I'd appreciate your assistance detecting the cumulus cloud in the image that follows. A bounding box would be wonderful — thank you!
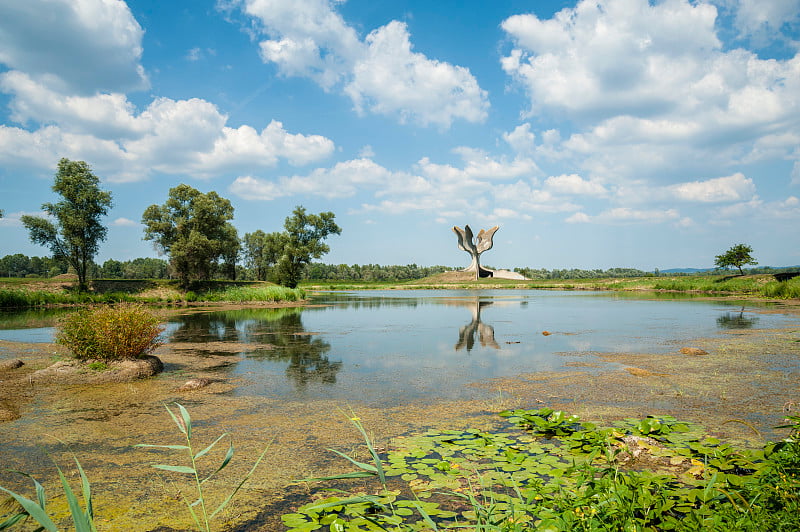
[232,0,488,128]
[0,0,148,95]
[345,21,488,128]
[112,217,138,227]
[544,174,607,197]
[501,0,800,181]
[567,207,681,225]
[727,0,800,47]
[230,158,393,200]
[0,88,335,182]
[0,0,336,183]
[667,173,756,203]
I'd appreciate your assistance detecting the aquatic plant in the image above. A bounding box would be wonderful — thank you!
[56,303,164,360]
[283,409,800,531]
[0,456,96,531]
[136,403,271,532]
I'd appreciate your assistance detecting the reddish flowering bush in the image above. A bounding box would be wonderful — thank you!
[56,303,164,360]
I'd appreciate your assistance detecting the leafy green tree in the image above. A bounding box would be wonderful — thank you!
[21,158,113,291]
[715,243,758,275]
[141,184,239,285]
[243,229,286,281]
[101,259,125,278]
[274,206,341,288]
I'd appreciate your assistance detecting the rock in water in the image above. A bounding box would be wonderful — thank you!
[0,359,24,370]
[178,378,214,391]
[679,347,708,356]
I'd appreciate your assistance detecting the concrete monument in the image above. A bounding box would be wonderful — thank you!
[453,225,499,279]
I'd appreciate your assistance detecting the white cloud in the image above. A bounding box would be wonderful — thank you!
[242,0,362,89]
[0,210,43,227]
[501,0,800,182]
[792,161,800,185]
[503,123,536,155]
[728,0,800,47]
[234,0,488,128]
[358,145,375,158]
[544,174,607,197]
[230,158,392,200]
[0,74,335,182]
[667,173,756,203]
[112,217,138,227]
[570,207,681,225]
[494,181,581,214]
[0,0,148,95]
[345,21,488,128]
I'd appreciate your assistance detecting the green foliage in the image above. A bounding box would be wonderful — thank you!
[201,284,305,302]
[55,303,164,360]
[20,158,113,291]
[242,230,286,281]
[0,456,96,532]
[142,184,239,286]
[284,409,800,531]
[136,403,271,532]
[715,244,758,275]
[272,206,341,288]
[304,263,452,282]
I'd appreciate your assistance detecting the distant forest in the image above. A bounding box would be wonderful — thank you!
[0,253,795,282]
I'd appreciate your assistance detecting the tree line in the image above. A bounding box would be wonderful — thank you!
[14,158,342,289]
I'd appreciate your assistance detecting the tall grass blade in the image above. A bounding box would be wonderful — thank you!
[176,403,193,439]
[0,512,28,529]
[134,444,190,450]
[209,441,272,519]
[164,404,187,435]
[201,442,234,484]
[0,482,57,532]
[152,465,196,474]
[55,465,94,532]
[194,434,228,460]
[73,457,94,524]
[326,448,379,473]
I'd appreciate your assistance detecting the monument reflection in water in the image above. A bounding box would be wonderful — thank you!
[161,290,796,405]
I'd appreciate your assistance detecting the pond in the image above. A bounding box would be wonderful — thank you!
[1,290,795,406]
[1,290,799,530]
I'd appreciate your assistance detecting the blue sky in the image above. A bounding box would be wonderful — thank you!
[0,0,799,271]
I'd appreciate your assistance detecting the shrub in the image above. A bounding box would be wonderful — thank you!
[56,303,164,360]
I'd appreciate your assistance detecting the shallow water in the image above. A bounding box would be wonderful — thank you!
[1,290,799,530]
[0,290,795,406]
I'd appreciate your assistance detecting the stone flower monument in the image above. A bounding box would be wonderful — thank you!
[452,225,499,279]
[452,224,527,280]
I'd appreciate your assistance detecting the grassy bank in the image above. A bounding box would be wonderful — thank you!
[0,278,305,309]
[304,273,800,299]
[2,272,797,309]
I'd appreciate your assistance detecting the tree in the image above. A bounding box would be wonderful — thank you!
[21,158,113,291]
[243,230,286,281]
[274,206,341,288]
[715,244,758,275]
[141,184,239,285]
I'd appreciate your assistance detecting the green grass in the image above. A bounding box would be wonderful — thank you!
[0,278,306,308]
[200,285,305,303]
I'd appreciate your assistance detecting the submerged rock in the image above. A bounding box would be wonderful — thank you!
[0,406,19,422]
[0,359,24,370]
[178,377,215,391]
[679,347,709,356]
